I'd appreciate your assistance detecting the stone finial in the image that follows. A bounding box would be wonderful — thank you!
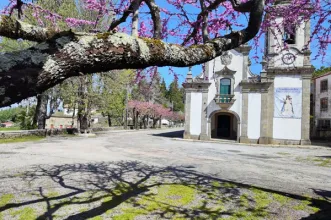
[186,66,193,83]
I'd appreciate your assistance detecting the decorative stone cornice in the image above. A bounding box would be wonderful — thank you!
[183,81,211,92]
[265,66,315,76]
[268,49,311,57]
[240,81,272,93]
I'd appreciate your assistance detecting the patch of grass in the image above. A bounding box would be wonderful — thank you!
[138,184,196,211]
[240,193,249,207]
[313,157,331,167]
[296,156,331,167]
[221,182,236,188]
[113,208,147,220]
[0,135,44,144]
[109,184,197,219]
[47,191,60,198]
[88,216,103,220]
[252,188,272,208]
[251,188,273,218]
[293,200,311,211]
[0,127,20,131]
[211,181,222,188]
[272,193,291,205]
[292,199,320,213]
[277,152,290,155]
[0,194,14,206]
[11,207,36,220]
[79,207,88,212]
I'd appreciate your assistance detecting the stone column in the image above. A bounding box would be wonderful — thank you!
[242,51,250,81]
[183,91,191,139]
[199,90,209,140]
[259,88,270,144]
[239,89,249,143]
[300,74,312,145]
[267,79,274,142]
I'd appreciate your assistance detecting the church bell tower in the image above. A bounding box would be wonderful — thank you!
[259,0,314,145]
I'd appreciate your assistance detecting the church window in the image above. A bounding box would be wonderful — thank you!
[218,78,232,103]
[284,25,296,44]
[320,98,328,112]
[321,80,328,92]
[318,119,331,129]
[220,78,231,95]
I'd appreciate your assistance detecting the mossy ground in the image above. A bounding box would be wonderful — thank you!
[0,162,329,220]
[0,135,44,144]
[296,156,331,167]
[0,182,323,220]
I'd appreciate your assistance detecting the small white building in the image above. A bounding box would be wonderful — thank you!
[183,2,313,145]
[312,72,331,139]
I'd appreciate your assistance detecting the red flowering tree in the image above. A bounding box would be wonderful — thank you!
[0,0,329,107]
[128,100,173,128]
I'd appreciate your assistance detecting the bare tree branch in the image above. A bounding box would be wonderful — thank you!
[182,0,255,45]
[145,0,162,39]
[108,0,142,32]
[200,0,209,43]
[0,15,60,42]
[182,0,226,45]
[131,0,140,37]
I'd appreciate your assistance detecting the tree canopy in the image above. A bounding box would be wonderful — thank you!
[0,0,330,107]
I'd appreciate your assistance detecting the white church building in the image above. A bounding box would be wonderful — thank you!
[183,8,313,145]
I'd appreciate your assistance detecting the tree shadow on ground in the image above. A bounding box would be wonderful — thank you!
[301,189,331,219]
[151,130,184,138]
[0,161,330,220]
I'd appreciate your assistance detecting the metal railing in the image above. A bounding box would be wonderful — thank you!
[214,94,235,104]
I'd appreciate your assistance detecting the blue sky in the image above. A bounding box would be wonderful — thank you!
[1,0,330,87]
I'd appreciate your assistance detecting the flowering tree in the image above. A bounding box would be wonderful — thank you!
[0,0,329,107]
[128,100,173,128]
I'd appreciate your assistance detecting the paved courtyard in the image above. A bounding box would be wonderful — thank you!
[0,128,331,219]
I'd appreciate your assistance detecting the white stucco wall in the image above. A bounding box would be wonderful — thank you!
[247,93,261,139]
[273,75,302,140]
[314,74,331,119]
[190,92,202,135]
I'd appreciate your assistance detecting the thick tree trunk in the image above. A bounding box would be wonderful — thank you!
[135,111,139,130]
[158,117,162,128]
[71,104,76,127]
[107,113,112,127]
[34,93,48,129]
[133,109,136,129]
[77,76,90,133]
[143,116,147,129]
[152,118,158,128]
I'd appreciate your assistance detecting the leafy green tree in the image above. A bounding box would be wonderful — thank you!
[160,78,168,100]
[313,66,331,78]
[98,70,135,127]
[17,106,37,130]
[167,79,184,112]
[0,107,24,123]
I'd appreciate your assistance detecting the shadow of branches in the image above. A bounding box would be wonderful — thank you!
[0,161,330,219]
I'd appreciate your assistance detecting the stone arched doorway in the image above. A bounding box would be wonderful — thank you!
[209,110,240,141]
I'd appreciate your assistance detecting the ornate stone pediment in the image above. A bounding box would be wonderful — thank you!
[215,66,236,78]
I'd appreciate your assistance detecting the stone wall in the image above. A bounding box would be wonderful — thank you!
[0,127,125,139]
[0,129,47,139]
